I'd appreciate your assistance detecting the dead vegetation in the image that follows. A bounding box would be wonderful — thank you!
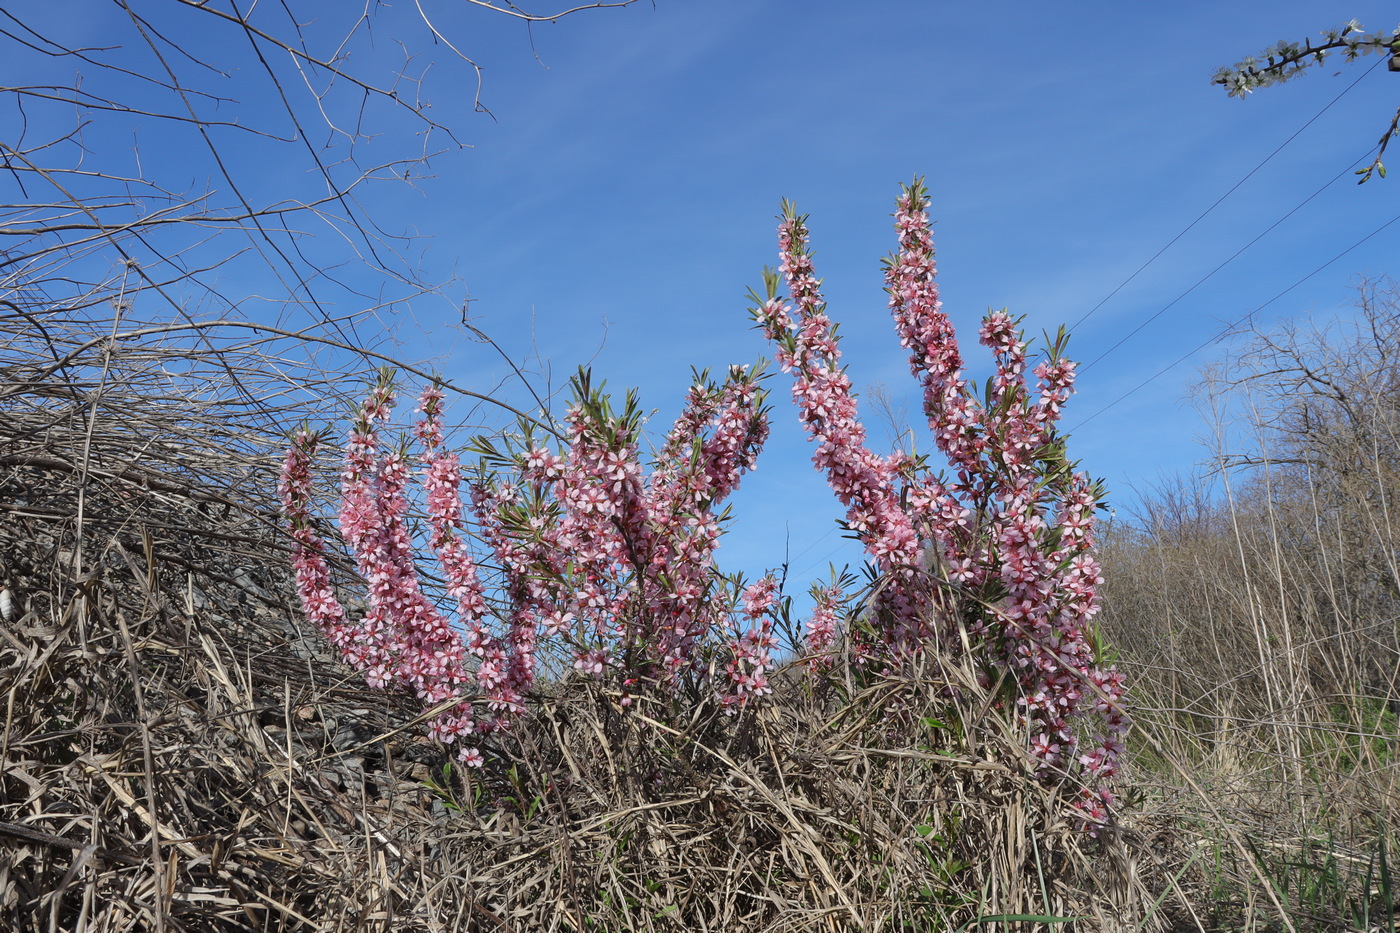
[1097,281,1400,932]
[0,297,1175,931]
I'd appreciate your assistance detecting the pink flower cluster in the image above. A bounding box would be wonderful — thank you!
[471,367,771,707]
[417,386,529,728]
[722,575,779,709]
[280,371,480,761]
[752,181,1127,823]
[281,364,776,762]
[803,581,846,668]
[753,215,936,656]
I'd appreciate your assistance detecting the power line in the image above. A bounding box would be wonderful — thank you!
[794,537,855,582]
[1067,208,1400,431]
[787,520,837,564]
[1079,154,1365,374]
[782,66,1385,579]
[1069,59,1382,334]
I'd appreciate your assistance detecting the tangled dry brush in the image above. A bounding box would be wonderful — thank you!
[0,295,1181,931]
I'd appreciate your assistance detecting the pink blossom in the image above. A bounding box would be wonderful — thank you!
[752,181,1128,825]
[804,581,846,667]
[282,373,480,755]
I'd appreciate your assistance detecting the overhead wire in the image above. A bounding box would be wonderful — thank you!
[1061,58,1391,426]
[1067,206,1400,430]
[1078,153,1366,374]
[1069,58,1383,333]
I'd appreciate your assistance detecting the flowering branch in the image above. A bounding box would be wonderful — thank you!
[281,371,481,762]
[752,181,1127,823]
[467,366,772,699]
[282,363,774,761]
[1213,20,1400,182]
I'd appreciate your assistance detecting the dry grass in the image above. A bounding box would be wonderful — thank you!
[0,475,1164,930]
[1096,282,1400,932]
[0,304,1174,930]
[0,556,1161,931]
[448,659,1161,933]
[0,299,470,930]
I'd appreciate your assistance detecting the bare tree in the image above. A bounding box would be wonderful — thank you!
[1,0,646,583]
[1,0,646,383]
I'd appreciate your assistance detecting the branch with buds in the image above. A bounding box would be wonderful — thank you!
[1213,20,1400,183]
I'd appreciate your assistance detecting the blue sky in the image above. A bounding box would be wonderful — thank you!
[6,1,1399,595]
[397,1,1400,584]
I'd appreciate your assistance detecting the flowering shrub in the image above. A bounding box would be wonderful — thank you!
[280,364,772,762]
[751,180,1126,821]
[279,180,1125,823]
